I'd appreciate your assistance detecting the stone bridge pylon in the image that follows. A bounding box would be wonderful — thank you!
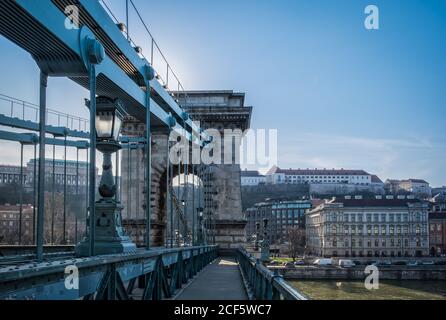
[120,90,252,250]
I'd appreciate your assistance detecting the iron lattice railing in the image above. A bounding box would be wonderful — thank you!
[237,248,308,300]
[0,245,218,300]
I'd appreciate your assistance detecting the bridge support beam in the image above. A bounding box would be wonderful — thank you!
[36,71,47,261]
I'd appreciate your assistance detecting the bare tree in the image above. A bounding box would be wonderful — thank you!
[286,226,306,262]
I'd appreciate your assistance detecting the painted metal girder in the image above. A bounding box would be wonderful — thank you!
[61,0,203,138]
[0,130,89,148]
[0,114,89,139]
[0,0,207,146]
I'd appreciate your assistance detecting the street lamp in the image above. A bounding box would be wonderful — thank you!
[76,96,137,256]
[254,222,260,251]
[197,208,204,245]
[260,218,270,263]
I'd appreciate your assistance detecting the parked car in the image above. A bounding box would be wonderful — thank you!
[269,260,280,266]
[284,262,296,268]
[407,261,419,267]
[393,261,406,266]
[377,261,392,267]
[422,261,434,265]
[294,260,305,266]
[434,260,446,265]
[338,259,356,268]
[353,260,362,266]
[313,258,333,266]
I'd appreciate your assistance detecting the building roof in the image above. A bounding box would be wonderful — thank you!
[371,175,383,183]
[332,198,422,208]
[429,212,446,220]
[267,166,370,176]
[432,193,446,203]
[241,169,264,177]
[404,179,429,184]
[387,178,429,185]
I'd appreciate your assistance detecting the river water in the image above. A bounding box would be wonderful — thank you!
[289,280,446,300]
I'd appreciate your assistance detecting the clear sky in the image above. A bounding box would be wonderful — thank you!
[0,0,445,186]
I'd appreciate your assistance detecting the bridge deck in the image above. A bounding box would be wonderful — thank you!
[175,258,248,300]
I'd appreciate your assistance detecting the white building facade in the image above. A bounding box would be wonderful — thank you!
[306,197,430,258]
[266,166,374,186]
[241,170,266,186]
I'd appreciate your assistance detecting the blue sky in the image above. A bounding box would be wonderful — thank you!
[0,0,445,185]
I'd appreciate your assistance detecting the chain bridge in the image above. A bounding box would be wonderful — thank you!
[0,0,305,300]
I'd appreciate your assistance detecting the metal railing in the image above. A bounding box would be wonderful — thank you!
[100,0,187,102]
[0,245,218,300]
[0,93,89,132]
[237,248,309,300]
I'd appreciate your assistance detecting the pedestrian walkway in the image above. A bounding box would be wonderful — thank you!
[175,257,248,300]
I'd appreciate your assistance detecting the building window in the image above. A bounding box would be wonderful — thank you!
[415,213,421,221]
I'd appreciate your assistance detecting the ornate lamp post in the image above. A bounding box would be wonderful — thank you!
[76,96,136,256]
[197,209,204,245]
[254,221,260,251]
[260,218,270,263]
[195,207,204,245]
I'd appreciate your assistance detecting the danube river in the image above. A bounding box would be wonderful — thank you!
[289,280,446,300]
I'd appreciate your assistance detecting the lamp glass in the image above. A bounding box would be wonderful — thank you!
[112,115,122,141]
[96,111,114,138]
